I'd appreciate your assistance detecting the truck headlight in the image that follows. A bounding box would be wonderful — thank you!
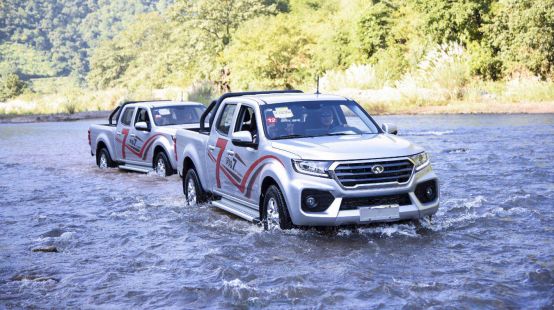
[410,152,429,171]
[292,160,332,178]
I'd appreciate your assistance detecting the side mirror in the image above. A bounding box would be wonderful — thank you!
[381,123,398,135]
[231,131,257,148]
[135,121,149,131]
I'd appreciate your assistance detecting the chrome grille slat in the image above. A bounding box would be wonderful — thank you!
[332,159,414,188]
[335,167,413,177]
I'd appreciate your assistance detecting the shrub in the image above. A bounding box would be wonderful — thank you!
[0,73,27,102]
[187,80,215,105]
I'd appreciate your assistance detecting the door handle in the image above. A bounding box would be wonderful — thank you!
[130,134,136,138]
[208,145,215,151]
[226,150,235,156]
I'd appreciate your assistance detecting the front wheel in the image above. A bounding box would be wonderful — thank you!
[262,185,293,230]
[184,168,206,206]
[154,152,172,176]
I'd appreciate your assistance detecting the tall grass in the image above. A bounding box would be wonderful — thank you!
[315,41,554,114]
[186,80,215,105]
[321,64,381,91]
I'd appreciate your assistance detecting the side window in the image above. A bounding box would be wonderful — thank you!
[134,108,150,125]
[216,104,237,136]
[234,105,258,141]
[120,107,135,126]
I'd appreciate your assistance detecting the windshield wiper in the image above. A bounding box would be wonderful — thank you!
[326,131,364,136]
[273,134,315,140]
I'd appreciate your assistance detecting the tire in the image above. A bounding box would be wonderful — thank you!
[262,185,293,230]
[184,168,207,206]
[96,147,115,169]
[154,151,173,176]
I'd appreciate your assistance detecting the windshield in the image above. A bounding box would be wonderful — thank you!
[151,105,206,126]
[262,101,380,139]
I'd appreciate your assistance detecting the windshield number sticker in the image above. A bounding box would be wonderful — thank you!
[158,108,171,116]
[273,107,293,118]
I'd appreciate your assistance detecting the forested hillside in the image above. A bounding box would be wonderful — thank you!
[1,0,554,114]
[0,0,170,79]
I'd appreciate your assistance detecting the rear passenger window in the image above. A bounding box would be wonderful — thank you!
[216,104,237,135]
[120,107,134,126]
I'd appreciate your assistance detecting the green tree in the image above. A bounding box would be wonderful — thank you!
[357,1,395,61]
[171,0,285,52]
[415,0,493,44]
[0,0,164,79]
[486,0,554,79]
[0,72,27,101]
[88,12,210,90]
[225,15,314,90]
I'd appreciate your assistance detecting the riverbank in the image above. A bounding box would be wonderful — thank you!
[1,101,553,124]
[0,102,554,124]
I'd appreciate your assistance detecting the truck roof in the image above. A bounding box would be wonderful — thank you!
[122,100,205,108]
[235,93,349,105]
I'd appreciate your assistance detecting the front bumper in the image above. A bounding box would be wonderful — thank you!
[284,165,439,226]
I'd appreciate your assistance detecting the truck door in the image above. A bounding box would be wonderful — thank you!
[115,106,136,162]
[228,104,261,203]
[125,107,153,165]
[207,103,237,195]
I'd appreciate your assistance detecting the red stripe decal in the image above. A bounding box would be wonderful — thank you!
[121,129,129,159]
[221,166,242,188]
[120,133,164,160]
[214,138,228,188]
[238,155,283,192]
[245,163,268,198]
[208,152,216,162]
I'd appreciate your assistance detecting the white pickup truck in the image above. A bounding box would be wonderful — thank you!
[176,91,439,229]
[89,100,206,176]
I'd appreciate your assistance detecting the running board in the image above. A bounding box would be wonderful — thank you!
[118,164,151,173]
[212,199,260,222]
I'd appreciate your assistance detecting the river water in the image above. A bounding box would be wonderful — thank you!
[0,114,553,309]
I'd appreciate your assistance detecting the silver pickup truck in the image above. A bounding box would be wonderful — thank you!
[176,91,439,229]
[89,100,206,176]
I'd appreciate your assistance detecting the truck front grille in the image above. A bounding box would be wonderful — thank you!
[332,159,414,188]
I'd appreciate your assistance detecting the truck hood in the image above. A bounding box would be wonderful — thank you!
[271,134,424,161]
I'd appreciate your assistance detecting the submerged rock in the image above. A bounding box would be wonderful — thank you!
[32,246,59,253]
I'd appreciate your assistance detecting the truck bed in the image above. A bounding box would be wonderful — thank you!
[176,128,210,181]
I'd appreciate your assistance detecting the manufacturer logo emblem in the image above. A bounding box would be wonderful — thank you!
[371,165,384,174]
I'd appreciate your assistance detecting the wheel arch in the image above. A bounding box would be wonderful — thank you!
[259,176,282,219]
[182,156,196,176]
[96,138,115,162]
[152,144,173,170]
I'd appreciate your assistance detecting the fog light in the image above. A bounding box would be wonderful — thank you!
[425,186,434,199]
[305,196,318,209]
[415,180,438,203]
[301,189,335,212]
